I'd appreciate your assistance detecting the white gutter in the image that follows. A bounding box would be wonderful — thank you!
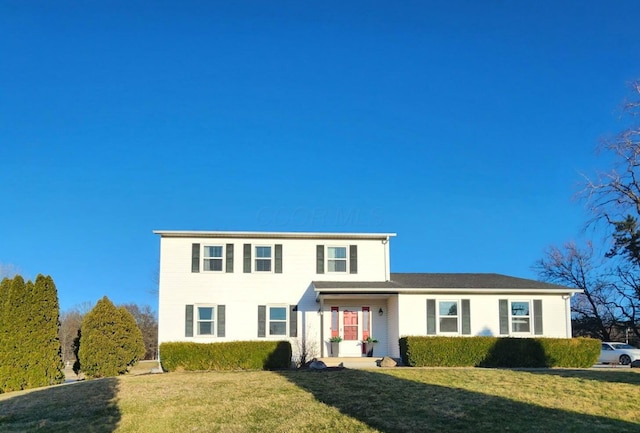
[153,230,397,240]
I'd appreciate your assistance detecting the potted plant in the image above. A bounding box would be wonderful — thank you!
[363,336,378,357]
[329,336,342,357]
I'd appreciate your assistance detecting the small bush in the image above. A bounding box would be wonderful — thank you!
[400,336,600,368]
[160,340,292,371]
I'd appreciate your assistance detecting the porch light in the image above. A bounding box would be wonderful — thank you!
[378,308,383,316]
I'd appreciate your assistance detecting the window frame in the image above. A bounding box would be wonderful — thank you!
[509,300,531,334]
[437,300,459,334]
[267,304,288,337]
[202,245,224,272]
[327,246,348,273]
[254,245,273,272]
[196,304,216,336]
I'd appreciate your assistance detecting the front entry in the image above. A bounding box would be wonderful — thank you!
[330,306,372,356]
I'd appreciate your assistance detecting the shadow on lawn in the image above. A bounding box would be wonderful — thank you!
[521,368,640,385]
[0,378,120,432]
[279,369,639,433]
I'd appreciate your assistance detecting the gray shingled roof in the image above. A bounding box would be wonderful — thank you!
[312,272,574,291]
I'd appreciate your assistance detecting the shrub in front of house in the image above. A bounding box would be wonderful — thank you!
[536,337,601,368]
[400,336,495,367]
[400,336,600,368]
[159,340,292,371]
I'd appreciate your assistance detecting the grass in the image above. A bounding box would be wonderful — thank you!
[1,366,639,432]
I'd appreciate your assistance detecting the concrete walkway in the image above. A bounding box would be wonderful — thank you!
[317,356,387,369]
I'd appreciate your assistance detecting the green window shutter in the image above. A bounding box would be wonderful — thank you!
[426,299,436,335]
[217,305,226,337]
[185,305,194,337]
[275,244,283,274]
[225,244,234,273]
[349,245,358,274]
[258,305,266,337]
[191,244,200,273]
[289,305,298,337]
[533,299,543,335]
[499,299,509,335]
[316,245,324,274]
[243,244,251,273]
[461,299,471,335]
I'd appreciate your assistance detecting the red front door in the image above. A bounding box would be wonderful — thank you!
[343,310,358,340]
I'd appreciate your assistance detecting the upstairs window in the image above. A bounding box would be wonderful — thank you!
[203,246,224,271]
[255,246,272,272]
[327,246,347,272]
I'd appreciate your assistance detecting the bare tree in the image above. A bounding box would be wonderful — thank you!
[576,80,640,341]
[534,242,617,340]
[0,263,20,279]
[293,331,320,368]
[582,81,640,261]
[59,302,94,364]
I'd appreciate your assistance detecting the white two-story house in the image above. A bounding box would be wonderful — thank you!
[155,230,580,359]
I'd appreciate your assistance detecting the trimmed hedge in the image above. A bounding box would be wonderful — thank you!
[160,341,292,371]
[400,336,600,368]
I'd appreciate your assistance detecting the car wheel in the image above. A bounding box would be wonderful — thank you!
[620,355,632,365]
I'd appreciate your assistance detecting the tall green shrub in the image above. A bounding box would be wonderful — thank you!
[0,277,11,393]
[0,276,29,392]
[23,275,65,387]
[77,296,145,378]
[0,275,64,392]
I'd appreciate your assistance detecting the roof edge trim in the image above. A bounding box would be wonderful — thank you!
[153,230,397,240]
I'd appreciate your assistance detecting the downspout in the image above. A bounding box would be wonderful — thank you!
[563,294,572,338]
[319,297,325,357]
[382,237,389,281]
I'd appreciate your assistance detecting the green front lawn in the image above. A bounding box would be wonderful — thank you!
[1,367,639,432]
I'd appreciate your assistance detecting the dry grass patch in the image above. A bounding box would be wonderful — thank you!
[1,367,639,432]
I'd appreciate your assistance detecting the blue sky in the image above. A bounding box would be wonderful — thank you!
[1,1,638,312]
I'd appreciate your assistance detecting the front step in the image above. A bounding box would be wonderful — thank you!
[317,356,381,369]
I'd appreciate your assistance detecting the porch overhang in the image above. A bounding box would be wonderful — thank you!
[312,273,582,302]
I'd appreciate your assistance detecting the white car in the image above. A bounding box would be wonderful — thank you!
[598,342,640,365]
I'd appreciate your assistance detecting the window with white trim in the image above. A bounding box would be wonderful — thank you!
[255,246,272,272]
[203,245,224,271]
[268,306,287,336]
[511,301,530,333]
[438,300,458,333]
[327,246,347,272]
[197,305,215,336]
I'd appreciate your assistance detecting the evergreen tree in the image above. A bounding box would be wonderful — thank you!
[0,278,10,393]
[24,275,65,387]
[117,306,146,366]
[0,276,29,392]
[0,275,65,392]
[78,296,145,378]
